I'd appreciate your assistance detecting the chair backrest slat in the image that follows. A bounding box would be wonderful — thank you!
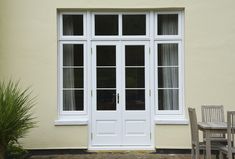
[188,108,199,145]
[201,105,224,122]
[227,111,235,159]
[201,105,225,138]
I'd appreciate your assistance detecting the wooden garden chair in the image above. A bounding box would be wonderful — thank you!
[219,111,235,159]
[201,105,227,142]
[188,107,222,159]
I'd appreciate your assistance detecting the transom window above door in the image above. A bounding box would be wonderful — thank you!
[60,13,149,38]
[93,13,148,36]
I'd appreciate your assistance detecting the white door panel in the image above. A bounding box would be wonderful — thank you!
[93,112,122,145]
[122,42,150,146]
[91,42,121,145]
[91,41,151,146]
[123,112,150,145]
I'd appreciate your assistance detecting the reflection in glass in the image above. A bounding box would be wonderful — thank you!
[97,68,116,88]
[158,44,178,66]
[158,68,178,88]
[158,89,179,110]
[126,68,145,88]
[125,45,144,66]
[126,90,145,110]
[63,90,83,110]
[97,90,116,110]
[122,15,146,35]
[158,14,178,35]
[63,68,83,88]
[95,15,118,35]
[63,44,83,66]
[63,15,83,36]
[97,46,116,66]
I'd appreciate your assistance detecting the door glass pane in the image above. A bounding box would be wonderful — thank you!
[125,45,144,66]
[126,90,145,110]
[95,15,118,35]
[63,15,83,36]
[63,90,83,110]
[158,44,178,66]
[97,68,116,88]
[122,15,146,35]
[158,89,179,110]
[158,14,178,35]
[63,44,83,66]
[63,68,83,88]
[158,68,178,88]
[126,68,144,88]
[97,90,116,110]
[97,46,116,66]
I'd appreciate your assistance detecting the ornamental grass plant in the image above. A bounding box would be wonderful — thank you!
[0,81,36,159]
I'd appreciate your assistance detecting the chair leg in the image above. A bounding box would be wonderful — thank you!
[195,145,200,159]
[192,145,195,159]
[219,151,223,159]
[203,150,206,159]
[216,151,220,159]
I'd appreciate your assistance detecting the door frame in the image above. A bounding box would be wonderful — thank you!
[57,10,185,150]
[90,41,122,146]
[88,40,155,150]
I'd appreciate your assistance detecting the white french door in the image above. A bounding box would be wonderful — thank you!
[91,41,151,147]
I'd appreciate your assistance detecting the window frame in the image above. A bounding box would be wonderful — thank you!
[91,12,150,40]
[60,12,87,41]
[122,40,150,112]
[57,11,186,125]
[91,12,121,40]
[155,40,183,115]
[154,11,185,123]
[121,12,149,38]
[58,41,88,118]
[155,12,183,40]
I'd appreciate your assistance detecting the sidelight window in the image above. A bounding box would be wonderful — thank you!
[155,12,184,122]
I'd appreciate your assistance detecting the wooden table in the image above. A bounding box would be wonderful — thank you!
[198,122,227,159]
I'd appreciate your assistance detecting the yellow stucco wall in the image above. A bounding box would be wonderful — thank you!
[1,0,235,149]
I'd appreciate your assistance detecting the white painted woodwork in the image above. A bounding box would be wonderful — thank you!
[91,41,151,146]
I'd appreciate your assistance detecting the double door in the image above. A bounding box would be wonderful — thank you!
[91,41,151,146]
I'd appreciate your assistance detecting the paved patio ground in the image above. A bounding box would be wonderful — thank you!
[29,151,193,159]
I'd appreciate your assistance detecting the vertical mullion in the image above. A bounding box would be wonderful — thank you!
[83,41,87,113]
[149,11,155,114]
[149,11,155,146]
[59,13,63,40]
[145,42,149,111]
[87,11,92,116]
[60,42,64,114]
[156,42,159,112]
[178,12,182,39]
[119,13,122,37]
[178,41,182,113]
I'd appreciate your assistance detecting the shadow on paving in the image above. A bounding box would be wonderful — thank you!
[29,151,192,159]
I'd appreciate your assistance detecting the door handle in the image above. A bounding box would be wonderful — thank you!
[117,93,119,104]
